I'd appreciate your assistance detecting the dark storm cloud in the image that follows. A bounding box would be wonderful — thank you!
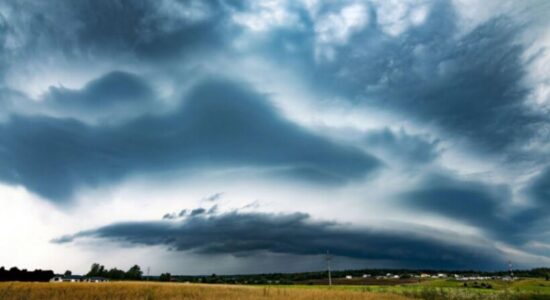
[44,71,154,109]
[53,211,504,269]
[364,128,440,164]
[402,175,515,239]
[0,76,380,203]
[1,71,158,121]
[0,11,9,81]
[72,0,239,60]
[0,0,239,63]
[525,167,550,209]
[162,213,177,220]
[519,167,550,238]
[401,173,550,244]
[40,71,157,121]
[163,205,218,220]
[4,0,546,157]
[281,1,548,154]
[190,208,206,217]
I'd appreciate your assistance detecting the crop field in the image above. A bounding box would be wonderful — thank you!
[0,279,548,300]
[0,281,412,300]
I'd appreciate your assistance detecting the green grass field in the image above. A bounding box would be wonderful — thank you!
[277,278,550,300]
[0,279,547,300]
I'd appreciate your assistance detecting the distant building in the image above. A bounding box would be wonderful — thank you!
[362,274,371,278]
[420,273,430,278]
[50,275,83,282]
[83,277,109,283]
[50,275,108,283]
[345,275,353,279]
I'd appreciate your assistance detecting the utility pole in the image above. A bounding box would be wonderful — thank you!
[508,260,513,279]
[326,250,332,287]
[147,267,150,281]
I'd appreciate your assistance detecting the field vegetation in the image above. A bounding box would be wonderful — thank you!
[284,278,550,300]
[1,278,548,300]
[0,281,411,300]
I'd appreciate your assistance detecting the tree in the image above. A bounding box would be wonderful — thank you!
[159,273,171,282]
[87,263,101,277]
[64,270,72,277]
[125,265,142,280]
[107,268,126,280]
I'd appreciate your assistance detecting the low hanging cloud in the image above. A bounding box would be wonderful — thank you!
[401,173,550,245]
[0,75,380,203]
[53,210,505,270]
[519,167,550,239]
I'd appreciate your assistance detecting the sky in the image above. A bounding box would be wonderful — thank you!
[0,0,549,275]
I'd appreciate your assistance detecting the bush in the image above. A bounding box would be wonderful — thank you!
[159,273,171,282]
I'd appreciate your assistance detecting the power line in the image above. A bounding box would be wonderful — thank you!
[325,250,332,287]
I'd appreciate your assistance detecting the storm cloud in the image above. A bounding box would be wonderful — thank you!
[401,173,550,244]
[283,1,549,154]
[54,210,504,270]
[0,75,380,202]
[42,71,156,120]
[1,0,549,273]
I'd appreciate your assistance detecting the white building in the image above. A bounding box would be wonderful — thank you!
[83,277,109,283]
[50,275,108,283]
[50,275,83,282]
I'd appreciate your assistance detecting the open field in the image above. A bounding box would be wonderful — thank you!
[1,279,548,300]
[0,281,412,300]
[284,278,550,300]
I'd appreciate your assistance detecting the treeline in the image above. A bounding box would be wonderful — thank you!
[0,267,54,282]
[167,267,550,285]
[86,263,143,280]
[2,264,548,284]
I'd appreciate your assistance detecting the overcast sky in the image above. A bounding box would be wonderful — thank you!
[0,0,549,275]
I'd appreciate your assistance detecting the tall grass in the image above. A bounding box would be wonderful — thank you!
[0,282,412,300]
[300,279,550,300]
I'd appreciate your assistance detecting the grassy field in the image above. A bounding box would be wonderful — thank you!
[284,278,550,300]
[0,279,548,300]
[0,281,412,300]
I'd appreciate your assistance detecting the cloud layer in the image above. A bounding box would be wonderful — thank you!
[55,210,504,270]
[0,76,379,202]
[1,0,549,273]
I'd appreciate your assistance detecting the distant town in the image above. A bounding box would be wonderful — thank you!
[1,264,548,285]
